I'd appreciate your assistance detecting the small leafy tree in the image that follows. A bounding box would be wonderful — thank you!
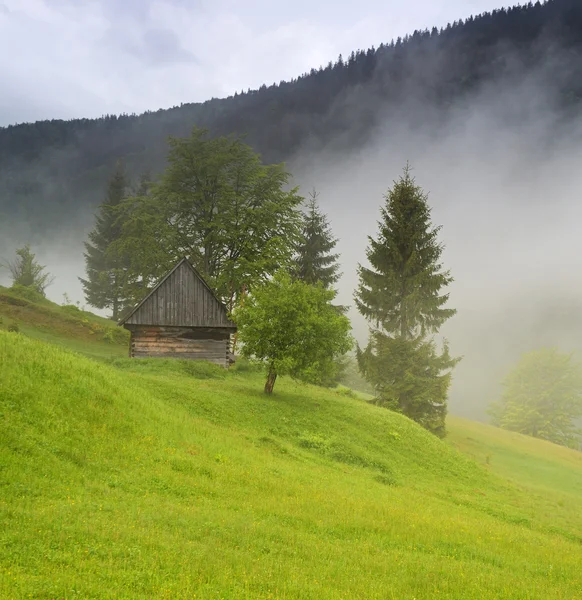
[355,164,459,437]
[235,272,353,394]
[292,189,348,383]
[79,163,132,321]
[489,348,582,448]
[1,244,54,297]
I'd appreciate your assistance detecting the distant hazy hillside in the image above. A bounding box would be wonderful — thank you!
[1,0,582,242]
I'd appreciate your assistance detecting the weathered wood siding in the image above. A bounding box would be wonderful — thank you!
[124,260,234,328]
[120,258,236,365]
[129,326,231,367]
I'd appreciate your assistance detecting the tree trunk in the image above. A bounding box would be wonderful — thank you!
[112,297,119,322]
[400,295,407,341]
[399,390,412,416]
[264,365,277,394]
[231,284,247,355]
[112,271,120,322]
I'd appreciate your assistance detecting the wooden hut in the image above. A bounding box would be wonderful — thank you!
[118,257,237,367]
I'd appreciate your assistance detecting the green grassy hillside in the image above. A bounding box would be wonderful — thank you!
[0,285,128,359]
[447,416,582,538]
[1,331,581,599]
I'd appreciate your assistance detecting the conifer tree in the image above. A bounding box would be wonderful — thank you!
[293,190,341,290]
[79,163,130,321]
[355,165,459,437]
[2,244,54,297]
[292,189,348,385]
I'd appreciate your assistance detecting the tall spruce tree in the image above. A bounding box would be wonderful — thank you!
[293,190,341,290]
[355,165,459,437]
[79,163,130,321]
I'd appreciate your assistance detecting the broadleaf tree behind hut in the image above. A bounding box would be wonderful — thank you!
[110,127,303,312]
[355,164,459,437]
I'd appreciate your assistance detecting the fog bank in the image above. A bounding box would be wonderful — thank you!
[293,73,582,419]
[3,63,582,419]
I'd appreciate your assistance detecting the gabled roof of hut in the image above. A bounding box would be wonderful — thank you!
[118,257,236,329]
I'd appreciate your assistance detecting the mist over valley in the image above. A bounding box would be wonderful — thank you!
[3,2,582,598]
[3,0,582,420]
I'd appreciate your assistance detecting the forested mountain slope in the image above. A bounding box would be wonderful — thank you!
[1,0,582,242]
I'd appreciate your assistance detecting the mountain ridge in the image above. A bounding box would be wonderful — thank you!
[2,0,582,248]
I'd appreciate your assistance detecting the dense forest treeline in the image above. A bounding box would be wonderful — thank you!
[2,0,582,240]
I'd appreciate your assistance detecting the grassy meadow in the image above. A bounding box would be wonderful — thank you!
[0,285,128,360]
[1,322,582,598]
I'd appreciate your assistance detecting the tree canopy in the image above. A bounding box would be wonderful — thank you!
[355,165,459,437]
[235,272,353,393]
[1,244,54,297]
[79,163,131,320]
[112,127,303,309]
[292,190,341,290]
[489,347,582,449]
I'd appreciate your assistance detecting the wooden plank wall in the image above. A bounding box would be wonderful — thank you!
[130,326,230,367]
[125,261,233,328]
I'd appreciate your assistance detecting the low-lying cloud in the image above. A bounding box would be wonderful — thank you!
[292,67,582,418]
[3,30,582,421]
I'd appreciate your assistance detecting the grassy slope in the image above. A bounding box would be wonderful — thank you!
[0,285,128,360]
[447,417,582,542]
[1,332,581,599]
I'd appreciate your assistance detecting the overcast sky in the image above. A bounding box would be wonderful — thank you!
[0,0,510,126]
